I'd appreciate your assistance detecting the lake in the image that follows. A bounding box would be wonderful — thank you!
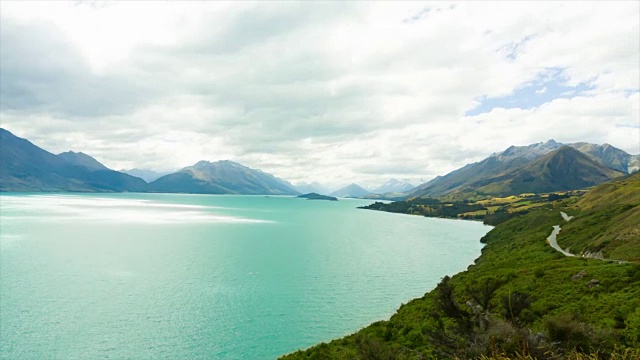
[0,193,490,359]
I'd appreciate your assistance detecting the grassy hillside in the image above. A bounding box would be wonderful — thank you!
[558,172,640,262]
[281,174,640,359]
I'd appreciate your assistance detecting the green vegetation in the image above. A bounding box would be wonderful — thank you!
[360,191,585,226]
[559,174,640,262]
[281,173,640,359]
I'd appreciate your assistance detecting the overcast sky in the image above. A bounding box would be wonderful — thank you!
[1,1,638,189]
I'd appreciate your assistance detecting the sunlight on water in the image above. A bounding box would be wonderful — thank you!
[0,195,270,224]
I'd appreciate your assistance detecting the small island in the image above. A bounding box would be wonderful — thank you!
[297,192,338,201]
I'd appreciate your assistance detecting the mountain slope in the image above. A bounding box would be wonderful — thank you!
[0,128,147,192]
[409,140,634,198]
[148,160,299,195]
[372,179,414,194]
[469,146,625,196]
[559,172,640,261]
[569,142,638,173]
[121,168,171,183]
[329,183,371,198]
[57,151,109,170]
[408,155,532,198]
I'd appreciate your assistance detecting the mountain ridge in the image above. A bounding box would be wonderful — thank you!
[329,183,372,198]
[57,151,109,171]
[0,128,147,192]
[148,160,299,195]
[408,140,635,199]
[372,178,415,194]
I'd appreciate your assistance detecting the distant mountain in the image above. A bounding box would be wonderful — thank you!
[372,178,415,194]
[121,168,171,183]
[329,183,371,198]
[362,192,408,201]
[408,154,532,198]
[148,160,299,195]
[569,142,638,173]
[295,181,330,195]
[409,140,636,198]
[0,128,148,192]
[58,151,109,170]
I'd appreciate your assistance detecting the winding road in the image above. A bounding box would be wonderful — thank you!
[546,212,575,257]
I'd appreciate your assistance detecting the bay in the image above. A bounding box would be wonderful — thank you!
[0,193,490,359]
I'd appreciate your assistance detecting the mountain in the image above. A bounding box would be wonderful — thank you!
[466,146,625,196]
[121,168,171,183]
[569,142,639,173]
[295,181,330,195]
[492,139,563,162]
[329,183,371,198]
[148,160,299,195]
[57,151,109,170]
[630,155,640,173]
[409,140,635,198]
[408,154,532,198]
[0,128,148,192]
[372,178,415,194]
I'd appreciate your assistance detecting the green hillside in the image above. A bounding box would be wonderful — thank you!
[558,172,640,262]
[281,174,640,359]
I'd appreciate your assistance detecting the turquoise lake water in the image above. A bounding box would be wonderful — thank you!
[0,193,491,359]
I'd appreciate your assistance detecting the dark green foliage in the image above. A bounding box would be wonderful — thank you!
[501,291,532,326]
[468,277,503,313]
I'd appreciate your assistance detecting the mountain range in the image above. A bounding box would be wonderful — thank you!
[120,168,171,183]
[329,183,372,198]
[407,140,637,199]
[0,129,297,195]
[372,178,415,194]
[148,160,299,195]
[0,128,147,192]
[1,129,637,197]
[294,181,331,195]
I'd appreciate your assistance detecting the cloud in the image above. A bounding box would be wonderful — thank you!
[0,1,638,189]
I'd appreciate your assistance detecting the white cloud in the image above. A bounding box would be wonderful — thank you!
[1,1,638,189]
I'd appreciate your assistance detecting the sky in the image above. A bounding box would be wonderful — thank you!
[1,1,638,189]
